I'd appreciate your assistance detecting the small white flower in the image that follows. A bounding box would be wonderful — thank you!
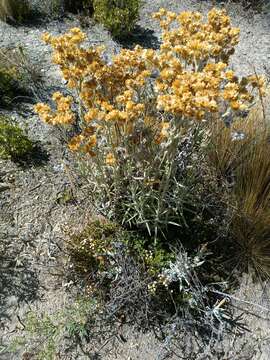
[231,131,245,141]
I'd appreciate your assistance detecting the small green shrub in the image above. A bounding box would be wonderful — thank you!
[67,219,177,295]
[93,0,141,38]
[0,0,31,23]
[67,220,119,276]
[0,116,33,160]
[0,48,24,106]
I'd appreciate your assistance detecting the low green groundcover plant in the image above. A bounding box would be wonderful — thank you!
[8,298,97,359]
[0,116,33,160]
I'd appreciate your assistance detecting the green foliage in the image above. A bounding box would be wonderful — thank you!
[8,298,96,359]
[45,0,63,17]
[127,236,174,276]
[0,116,33,160]
[67,219,176,286]
[67,220,119,275]
[93,0,141,38]
[0,47,23,106]
[56,187,75,205]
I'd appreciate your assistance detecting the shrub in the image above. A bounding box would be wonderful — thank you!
[35,9,263,238]
[0,47,24,106]
[0,0,30,23]
[93,0,141,38]
[0,115,33,160]
[67,219,175,283]
[67,219,120,277]
[66,219,231,336]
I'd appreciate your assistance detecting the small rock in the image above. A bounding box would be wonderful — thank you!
[0,182,10,192]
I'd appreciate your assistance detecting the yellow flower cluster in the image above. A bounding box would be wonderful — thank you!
[34,9,264,165]
[155,122,170,144]
[153,8,239,64]
[152,8,264,119]
[35,92,74,125]
[106,152,116,166]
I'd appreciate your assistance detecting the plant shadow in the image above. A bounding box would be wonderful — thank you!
[0,247,40,324]
[13,143,50,168]
[117,25,160,50]
[5,9,51,28]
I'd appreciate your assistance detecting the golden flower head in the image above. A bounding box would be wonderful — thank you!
[105,153,116,166]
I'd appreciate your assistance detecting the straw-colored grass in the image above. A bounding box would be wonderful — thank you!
[208,90,270,277]
[0,0,12,21]
[0,0,30,22]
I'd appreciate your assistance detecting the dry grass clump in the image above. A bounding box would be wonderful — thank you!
[0,0,30,23]
[231,108,270,276]
[207,105,263,180]
[0,46,42,106]
[208,90,270,277]
[0,0,11,21]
